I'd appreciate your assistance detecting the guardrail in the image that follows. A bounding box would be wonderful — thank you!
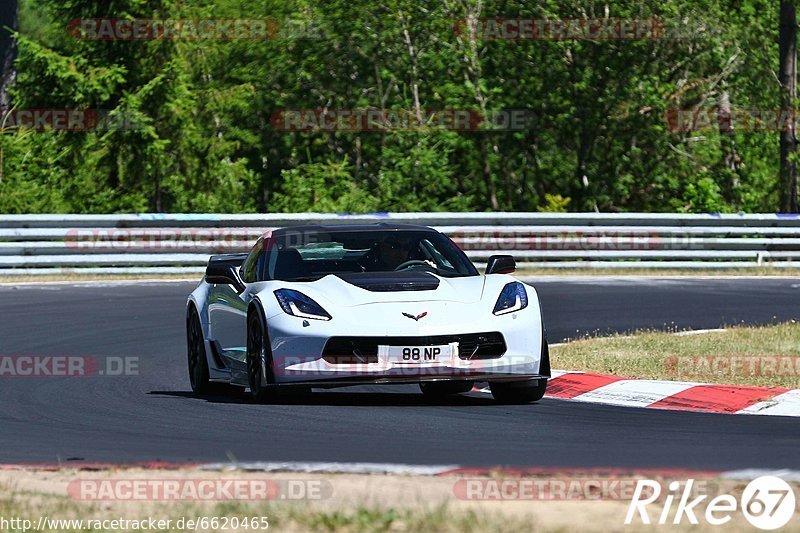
[2,213,800,275]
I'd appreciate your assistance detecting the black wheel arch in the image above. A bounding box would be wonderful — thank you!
[539,328,551,378]
[247,298,276,385]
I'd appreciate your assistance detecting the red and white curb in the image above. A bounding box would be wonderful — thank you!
[476,371,800,417]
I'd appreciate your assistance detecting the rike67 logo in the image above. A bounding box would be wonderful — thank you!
[626,476,796,530]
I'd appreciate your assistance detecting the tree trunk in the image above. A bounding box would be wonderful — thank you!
[0,0,17,184]
[446,0,499,211]
[0,0,18,109]
[480,139,499,211]
[779,0,798,213]
[718,90,742,198]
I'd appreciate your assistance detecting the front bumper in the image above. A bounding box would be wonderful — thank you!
[268,373,550,388]
[266,302,546,384]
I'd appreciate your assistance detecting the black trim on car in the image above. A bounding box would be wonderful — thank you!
[322,332,507,364]
[335,271,441,292]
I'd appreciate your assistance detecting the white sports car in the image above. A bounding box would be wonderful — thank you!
[186,224,550,404]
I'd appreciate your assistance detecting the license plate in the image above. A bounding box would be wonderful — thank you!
[380,343,456,364]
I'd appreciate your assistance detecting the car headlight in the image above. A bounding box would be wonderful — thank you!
[274,289,332,321]
[493,282,528,315]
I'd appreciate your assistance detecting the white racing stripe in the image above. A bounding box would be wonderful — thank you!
[721,469,800,481]
[737,390,800,417]
[199,461,800,480]
[199,462,459,475]
[673,328,727,336]
[571,379,696,408]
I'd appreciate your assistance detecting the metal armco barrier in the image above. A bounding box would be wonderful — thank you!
[2,212,800,275]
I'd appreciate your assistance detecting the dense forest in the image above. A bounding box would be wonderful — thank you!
[0,0,793,214]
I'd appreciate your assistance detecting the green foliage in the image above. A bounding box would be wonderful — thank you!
[271,159,378,213]
[0,0,789,214]
[537,193,571,213]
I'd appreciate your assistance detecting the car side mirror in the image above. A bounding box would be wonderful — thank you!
[485,255,516,275]
[206,260,246,294]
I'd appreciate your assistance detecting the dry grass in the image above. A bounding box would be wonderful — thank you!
[2,469,795,533]
[552,322,800,388]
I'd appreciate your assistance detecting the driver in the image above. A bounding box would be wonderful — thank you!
[375,237,412,270]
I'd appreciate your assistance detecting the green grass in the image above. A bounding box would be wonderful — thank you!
[552,322,800,388]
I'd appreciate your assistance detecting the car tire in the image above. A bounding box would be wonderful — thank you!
[419,381,474,396]
[489,379,547,404]
[247,308,274,403]
[247,307,310,404]
[187,306,212,394]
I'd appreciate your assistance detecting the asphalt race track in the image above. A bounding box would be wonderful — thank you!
[1,278,799,468]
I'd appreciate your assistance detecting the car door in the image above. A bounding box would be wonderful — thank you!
[208,238,264,358]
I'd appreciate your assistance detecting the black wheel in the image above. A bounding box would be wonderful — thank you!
[246,308,311,404]
[187,306,211,393]
[247,309,273,403]
[490,379,547,404]
[419,381,474,397]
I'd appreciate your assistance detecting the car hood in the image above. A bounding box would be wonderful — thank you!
[277,272,488,307]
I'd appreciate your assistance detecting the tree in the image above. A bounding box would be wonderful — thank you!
[779,0,798,213]
[0,0,17,108]
[0,0,791,214]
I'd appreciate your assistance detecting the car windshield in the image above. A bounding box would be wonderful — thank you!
[261,229,478,281]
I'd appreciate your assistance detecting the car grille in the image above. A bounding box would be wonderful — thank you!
[322,332,506,364]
